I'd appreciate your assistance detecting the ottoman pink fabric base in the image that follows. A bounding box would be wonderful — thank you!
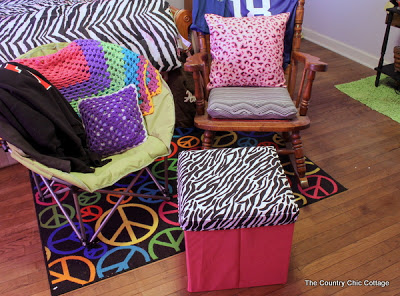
[184,223,295,292]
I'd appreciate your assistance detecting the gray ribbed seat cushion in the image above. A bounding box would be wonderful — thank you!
[207,87,298,119]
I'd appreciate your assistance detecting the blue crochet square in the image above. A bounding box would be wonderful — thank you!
[79,85,148,157]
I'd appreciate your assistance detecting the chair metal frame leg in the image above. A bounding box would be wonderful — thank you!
[39,175,86,244]
[71,187,87,243]
[32,157,171,246]
[31,170,44,201]
[90,167,153,243]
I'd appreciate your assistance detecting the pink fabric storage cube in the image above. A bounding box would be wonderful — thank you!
[177,147,299,292]
[184,223,295,292]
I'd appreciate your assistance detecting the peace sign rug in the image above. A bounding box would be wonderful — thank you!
[30,128,347,296]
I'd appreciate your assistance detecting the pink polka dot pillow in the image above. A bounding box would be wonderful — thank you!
[205,13,290,89]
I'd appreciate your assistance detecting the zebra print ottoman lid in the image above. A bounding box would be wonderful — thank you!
[177,146,299,231]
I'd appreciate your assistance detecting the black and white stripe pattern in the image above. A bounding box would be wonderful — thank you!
[177,146,299,232]
[0,0,181,72]
[0,0,98,18]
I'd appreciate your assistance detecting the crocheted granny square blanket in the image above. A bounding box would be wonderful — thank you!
[14,39,162,116]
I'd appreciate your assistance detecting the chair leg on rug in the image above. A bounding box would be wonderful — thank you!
[30,170,45,201]
[146,166,171,200]
[71,187,87,243]
[291,131,309,188]
[39,176,87,245]
[89,168,148,243]
[90,167,170,243]
[38,166,172,246]
[202,130,215,149]
[163,156,171,198]
[89,188,128,244]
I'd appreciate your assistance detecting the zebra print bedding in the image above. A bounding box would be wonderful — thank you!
[177,146,299,232]
[0,0,181,72]
[0,0,98,17]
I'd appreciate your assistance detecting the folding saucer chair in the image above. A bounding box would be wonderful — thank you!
[1,41,175,246]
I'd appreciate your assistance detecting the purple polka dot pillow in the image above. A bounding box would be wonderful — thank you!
[205,13,289,89]
[78,85,148,157]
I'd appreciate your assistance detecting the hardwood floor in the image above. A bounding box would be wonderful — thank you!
[1,39,400,296]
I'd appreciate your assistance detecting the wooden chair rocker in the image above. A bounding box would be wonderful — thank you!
[182,0,328,188]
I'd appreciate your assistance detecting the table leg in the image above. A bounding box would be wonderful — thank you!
[375,11,394,87]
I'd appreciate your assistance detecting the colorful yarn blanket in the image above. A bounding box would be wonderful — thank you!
[14,39,162,116]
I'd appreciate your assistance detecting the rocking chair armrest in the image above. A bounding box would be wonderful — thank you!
[184,52,209,116]
[183,52,209,72]
[292,51,328,72]
[289,52,328,116]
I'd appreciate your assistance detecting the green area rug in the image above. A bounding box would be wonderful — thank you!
[335,75,400,123]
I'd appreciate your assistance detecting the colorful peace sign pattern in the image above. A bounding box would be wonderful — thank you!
[31,127,346,296]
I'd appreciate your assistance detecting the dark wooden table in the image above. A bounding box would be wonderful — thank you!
[375,7,400,86]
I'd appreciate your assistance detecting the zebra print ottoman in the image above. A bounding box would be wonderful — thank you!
[177,146,299,292]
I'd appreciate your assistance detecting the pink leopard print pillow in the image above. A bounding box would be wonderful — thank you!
[205,13,289,89]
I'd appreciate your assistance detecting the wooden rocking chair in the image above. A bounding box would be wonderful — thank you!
[179,0,328,188]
